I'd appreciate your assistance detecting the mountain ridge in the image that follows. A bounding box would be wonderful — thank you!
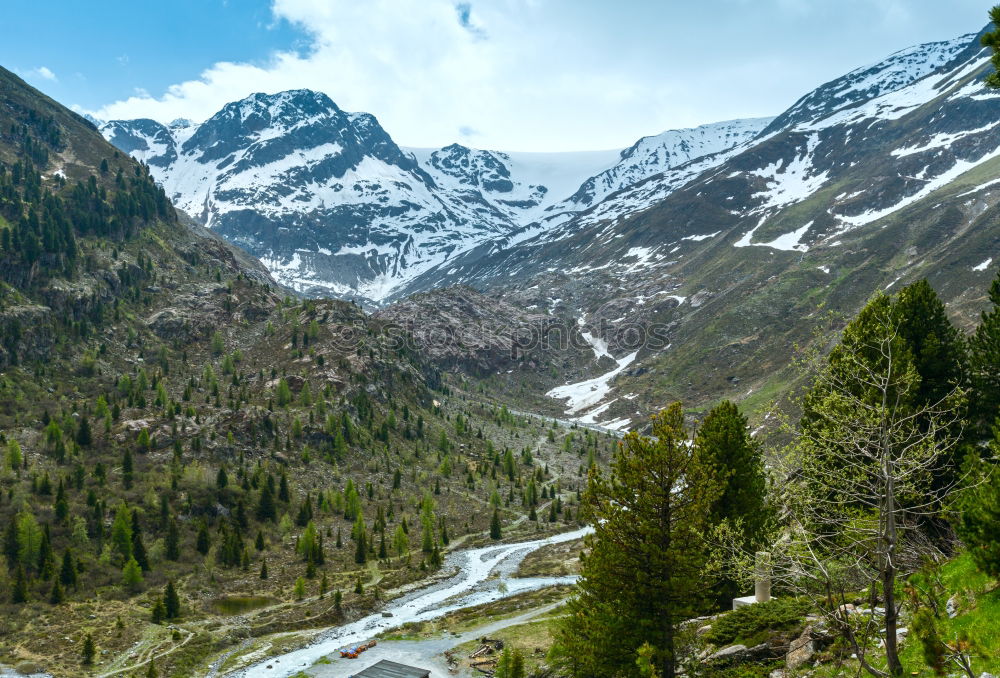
[100,98,773,304]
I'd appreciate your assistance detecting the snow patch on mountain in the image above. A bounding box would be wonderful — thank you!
[547,350,638,415]
[750,134,830,213]
[833,140,1000,233]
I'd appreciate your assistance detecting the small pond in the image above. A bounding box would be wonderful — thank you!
[212,595,277,615]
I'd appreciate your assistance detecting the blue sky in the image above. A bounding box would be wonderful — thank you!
[2,0,993,151]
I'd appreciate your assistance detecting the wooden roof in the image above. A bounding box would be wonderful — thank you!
[354,659,431,678]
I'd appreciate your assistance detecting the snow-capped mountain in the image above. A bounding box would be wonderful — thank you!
[381,26,1000,432]
[99,23,1000,435]
[400,26,999,292]
[104,90,501,301]
[561,118,774,210]
[102,92,767,304]
[767,32,977,131]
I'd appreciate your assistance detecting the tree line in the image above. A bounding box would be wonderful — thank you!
[552,270,1000,677]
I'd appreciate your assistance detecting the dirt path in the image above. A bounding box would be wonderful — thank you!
[96,628,194,678]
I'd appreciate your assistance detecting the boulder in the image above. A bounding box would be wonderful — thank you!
[786,624,815,671]
[708,643,780,666]
[708,644,748,663]
[947,593,961,618]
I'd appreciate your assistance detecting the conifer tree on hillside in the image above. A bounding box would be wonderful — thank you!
[969,268,1000,436]
[694,399,770,605]
[81,634,95,666]
[892,280,967,411]
[59,548,76,589]
[982,6,1000,89]
[955,425,1000,578]
[551,403,722,678]
[165,519,180,561]
[164,580,180,620]
[490,508,502,540]
[802,284,966,498]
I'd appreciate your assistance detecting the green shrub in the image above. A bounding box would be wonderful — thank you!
[705,598,811,647]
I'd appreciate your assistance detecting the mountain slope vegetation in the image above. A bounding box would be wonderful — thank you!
[0,67,606,677]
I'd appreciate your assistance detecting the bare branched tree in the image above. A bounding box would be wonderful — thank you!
[762,301,965,677]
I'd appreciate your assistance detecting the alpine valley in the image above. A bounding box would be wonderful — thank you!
[2,10,1000,678]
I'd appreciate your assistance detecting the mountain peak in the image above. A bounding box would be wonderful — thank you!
[208,88,342,128]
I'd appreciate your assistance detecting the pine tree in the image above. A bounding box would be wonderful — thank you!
[3,515,18,569]
[122,556,144,592]
[256,484,276,522]
[255,530,265,551]
[75,416,92,447]
[196,522,210,555]
[694,400,770,605]
[165,519,180,560]
[12,564,28,603]
[802,289,965,504]
[969,269,1000,436]
[787,296,965,678]
[490,508,502,540]
[211,330,225,356]
[955,428,1000,577]
[60,548,77,589]
[164,580,181,619]
[279,472,290,503]
[551,403,722,678]
[355,521,368,565]
[276,378,292,407]
[982,7,1000,89]
[7,439,22,473]
[393,524,409,562]
[260,559,269,580]
[496,645,526,678]
[54,480,68,522]
[49,578,64,604]
[294,576,306,600]
[122,448,134,489]
[131,512,149,571]
[893,280,966,410]
[151,598,166,624]
[81,633,95,665]
[37,526,55,580]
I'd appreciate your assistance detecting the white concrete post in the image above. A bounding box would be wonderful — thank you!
[754,551,771,603]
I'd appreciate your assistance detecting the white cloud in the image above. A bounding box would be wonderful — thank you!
[89,0,686,151]
[85,0,976,151]
[32,66,57,81]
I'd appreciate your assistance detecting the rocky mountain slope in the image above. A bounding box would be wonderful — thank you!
[384,27,1000,431]
[101,96,770,305]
